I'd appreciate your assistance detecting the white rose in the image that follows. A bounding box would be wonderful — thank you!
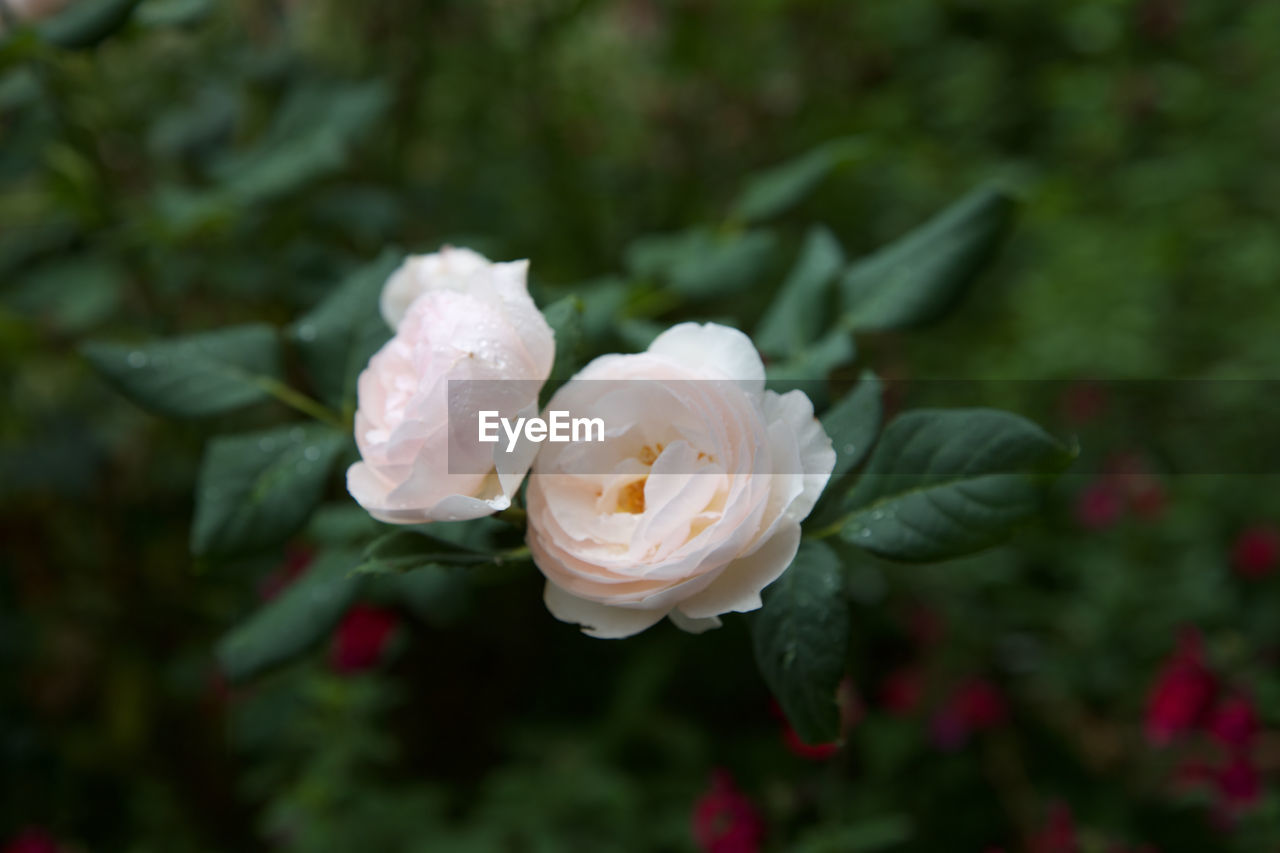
[526,322,836,638]
[347,248,554,523]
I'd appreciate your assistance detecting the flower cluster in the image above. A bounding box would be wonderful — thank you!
[1145,628,1266,817]
[347,248,835,638]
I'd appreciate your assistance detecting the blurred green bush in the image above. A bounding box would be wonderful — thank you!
[4,1,1280,851]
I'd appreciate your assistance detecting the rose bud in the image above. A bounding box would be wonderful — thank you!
[347,247,554,523]
[526,323,835,638]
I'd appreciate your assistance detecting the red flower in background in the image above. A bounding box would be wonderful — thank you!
[1144,629,1216,745]
[930,678,1008,750]
[3,828,59,853]
[1077,453,1169,529]
[1060,381,1109,426]
[880,667,924,717]
[1029,802,1076,853]
[692,770,765,853]
[781,726,839,761]
[1075,481,1125,530]
[1216,755,1262,810]
[1231,526,1279,579]
[329,604,400,674]
[1207,695,1258,750]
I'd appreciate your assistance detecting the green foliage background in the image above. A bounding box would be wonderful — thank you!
[4,0,1280,850]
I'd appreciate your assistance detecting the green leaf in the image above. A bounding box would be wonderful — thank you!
[541,294,584,405]
[214,80,391,207]
[841,408,1074,561]
[756,225,845,358]
[383,566,470,628]
[765,328,855,393]
[617,318,664,352]
[625,227,777,299]
[38,0,142,49]
[192,424,345,557]
[353,530,496,576]
[732,137,866,223]
[823,370,883,480]
[216,549,362,681]
[576,276,630,342]
[304,503,384,546]
[840,183,1016,331]
[288,249,402,412]
[82,324,283,419]
[134,0,213,28]
[750,539,849,744]
[543,295,584,379]
[5,257,124,334]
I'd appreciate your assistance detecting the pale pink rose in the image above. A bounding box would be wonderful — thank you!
[379,246,493,331]
[347,248,554,523]
[527,322,835,638]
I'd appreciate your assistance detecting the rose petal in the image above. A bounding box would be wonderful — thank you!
[763,389,836,522]
[676,522,803,618]
[647,322,766,391]
[543,581,669,639]
[669,609,723,634]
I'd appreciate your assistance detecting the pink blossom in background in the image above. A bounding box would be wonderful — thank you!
[1144,629,1216,745]
[3,828,59,853]
[781,725,839,761]
[329,604,400,674]
[930,679,1008,750]
[879,667,924,716]
[692,769,764,853]
[1206,694,1258,750]
[1231,525,1279,579]
[1076,481,1125,530]
[1216,755,1262,811]
[1029,802,1076,853]
[1060,381,1109,426]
